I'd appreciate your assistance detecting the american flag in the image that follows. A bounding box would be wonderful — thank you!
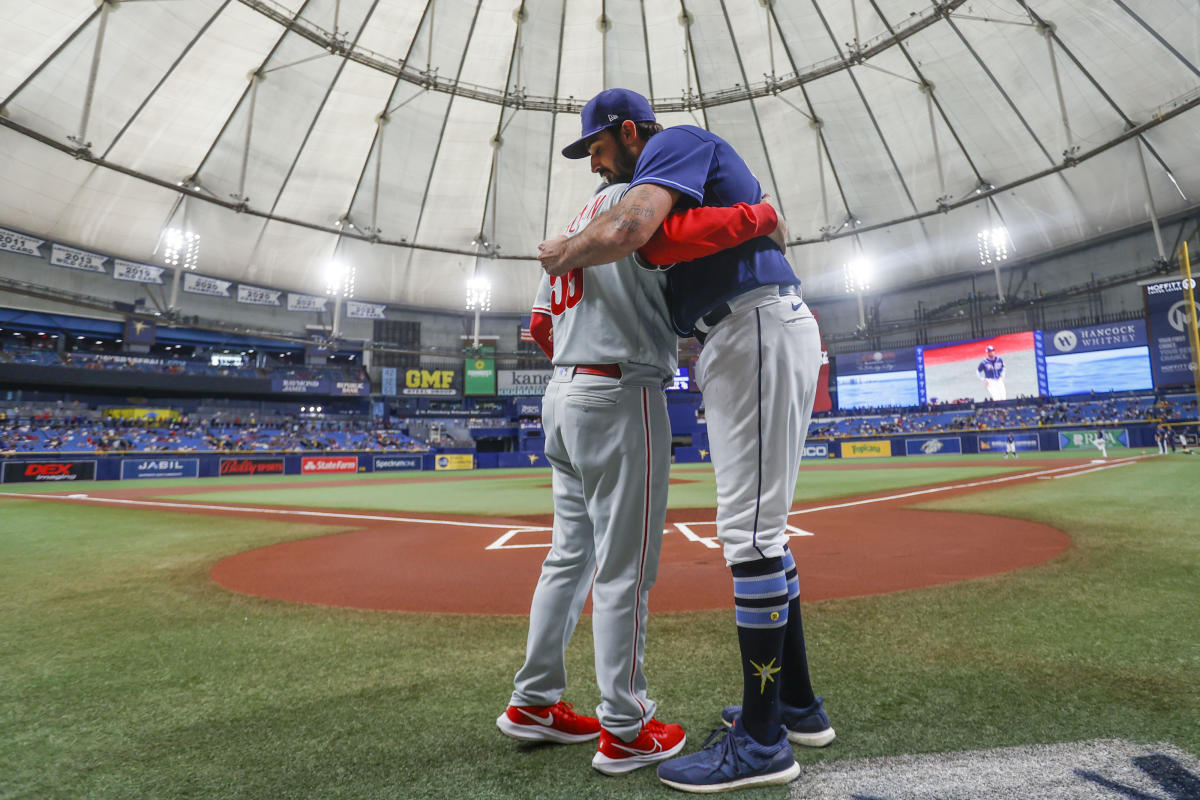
[519,315,534,343]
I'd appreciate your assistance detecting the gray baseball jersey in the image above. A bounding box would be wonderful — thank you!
[531,183,677,380]
[508,181,677,745]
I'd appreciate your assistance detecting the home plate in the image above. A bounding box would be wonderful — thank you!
[788,739,1200,799]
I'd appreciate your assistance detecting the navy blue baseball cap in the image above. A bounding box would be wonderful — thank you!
[562,88,656,159]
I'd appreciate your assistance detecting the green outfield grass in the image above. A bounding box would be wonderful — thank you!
[1,453,1196,799]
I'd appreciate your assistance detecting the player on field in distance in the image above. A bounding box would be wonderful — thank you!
[1093,430,1108,458]
[498,175,785,779]
[977,345,1006,402]
[1005,433,1017,459]
[538,88,830,793]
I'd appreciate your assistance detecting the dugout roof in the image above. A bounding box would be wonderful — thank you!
[1,0,1198,313]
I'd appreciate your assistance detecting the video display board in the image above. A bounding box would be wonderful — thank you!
[1042,321,1153,395]
[834,349,919,410]
[917,332,1039,405]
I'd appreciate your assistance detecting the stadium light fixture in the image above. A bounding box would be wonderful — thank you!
[163,228,200,270]
[977,226,1010,266]
[843,258,871,294]
[464,275,492,312]
[325,261,356,298]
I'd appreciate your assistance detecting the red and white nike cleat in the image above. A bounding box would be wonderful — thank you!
[592,718,686,775]
[497,701,601,744]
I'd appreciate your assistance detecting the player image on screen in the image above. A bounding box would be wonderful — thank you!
[919,332,1038,404]
[977,345,1006,401]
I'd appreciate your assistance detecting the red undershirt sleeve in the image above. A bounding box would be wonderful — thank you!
[529,310,553,360]
[636,202,778,266]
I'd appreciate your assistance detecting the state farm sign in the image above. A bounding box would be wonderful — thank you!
[301,456,359,474]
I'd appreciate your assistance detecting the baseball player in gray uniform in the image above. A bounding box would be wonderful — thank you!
[498,182,782,776]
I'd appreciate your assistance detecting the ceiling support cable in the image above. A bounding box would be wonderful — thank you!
[265,0,383,218]
[0,6,103,112]
[921,84,948,207]
[766,5,852,227]
[410,0,485,243]
[717,0,784,210]
[340,0,435,238]
[600,0,609,88]
[231,75,260,207]
[541,0,568,241]
[814,120,830,231]
[102,1,233,160]
[943,14,1055,166]
[1039,21,1075,160]
[1109,0,1200,79]
[1136,139,1168,263]
[476,2,528,256]
[810,0,919,215]
[190,0,318,184]
[869,0,986,188]
[68,0,114,155]
[677,1,708,129]
[1014,0,1185,201]
[639,0,655,100]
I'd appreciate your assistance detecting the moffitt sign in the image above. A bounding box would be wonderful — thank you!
[219,458,284,476]
[2,461,96,483]
[301,456,358,474]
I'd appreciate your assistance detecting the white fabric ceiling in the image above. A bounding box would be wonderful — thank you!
[1,0,1198,314]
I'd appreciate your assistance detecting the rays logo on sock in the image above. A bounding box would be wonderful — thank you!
[750,657,781,694]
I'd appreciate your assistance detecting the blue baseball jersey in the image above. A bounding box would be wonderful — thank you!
[627,125,798,335]
[977,356,1005,380]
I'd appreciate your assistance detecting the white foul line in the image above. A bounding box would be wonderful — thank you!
[1041,460,1135,479]
[788,457,1145,516]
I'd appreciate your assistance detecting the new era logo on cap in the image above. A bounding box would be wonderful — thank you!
[562,88,656,159]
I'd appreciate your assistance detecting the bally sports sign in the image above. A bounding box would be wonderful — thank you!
[301,456,359,474]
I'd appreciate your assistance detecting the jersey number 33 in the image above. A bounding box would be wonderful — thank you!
[549,268,584,315]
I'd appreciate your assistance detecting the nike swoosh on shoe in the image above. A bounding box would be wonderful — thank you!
[611,739,663,756]
[518,709,555,726]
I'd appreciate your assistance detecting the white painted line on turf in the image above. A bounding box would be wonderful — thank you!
[0,492,527,530]
[788,457,1146,516]
[1043,460,1135,479]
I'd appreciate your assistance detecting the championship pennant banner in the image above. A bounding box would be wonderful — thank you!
[0,226,46,256]
[287,293,327,312]
[183,272,231,297]
[113,259,165,284]
[51,243,107,273]
[237,284,281,306]
[346,300,385,319]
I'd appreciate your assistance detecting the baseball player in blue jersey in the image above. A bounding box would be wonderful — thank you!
[539,88,831,793]
[978,345,1006,401]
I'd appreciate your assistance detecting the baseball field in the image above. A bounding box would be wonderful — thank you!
[2,449,1197,798]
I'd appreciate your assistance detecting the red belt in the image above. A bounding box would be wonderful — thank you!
[574,364,621,378]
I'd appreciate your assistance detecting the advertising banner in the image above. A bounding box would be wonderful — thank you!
[1144,279,1199,388]
[381,367,397,396]
[183,272,231,298]
[905,436,964,456]
[668,367,690,392]
[834,348,919,410]
[301,456,359,474]
[0,226,45,256]
[802,441,829,459]
[219,458,284,476]
[287,293,327,312]
[464,351,496,396]
[842,440,891,459]
[977,433,1040,453]
[434,454,474,471]
[1058,429,1128,449]
[1041,321,1153,395]
[402,368,459,397]
[120,458,200,479]
[497,370,551,396]
[373,455,422,471]
[346,300,386,319]
[113,260,165,284]
[2,460,97,483]
[103,408,179,422]
[237,284,282,306]
[50,243,107,273]
[270,377,370,396]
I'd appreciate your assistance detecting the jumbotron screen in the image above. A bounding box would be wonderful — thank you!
[917,332,1039,404]
[1042,321,1153,395]
[834,349,919,410]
